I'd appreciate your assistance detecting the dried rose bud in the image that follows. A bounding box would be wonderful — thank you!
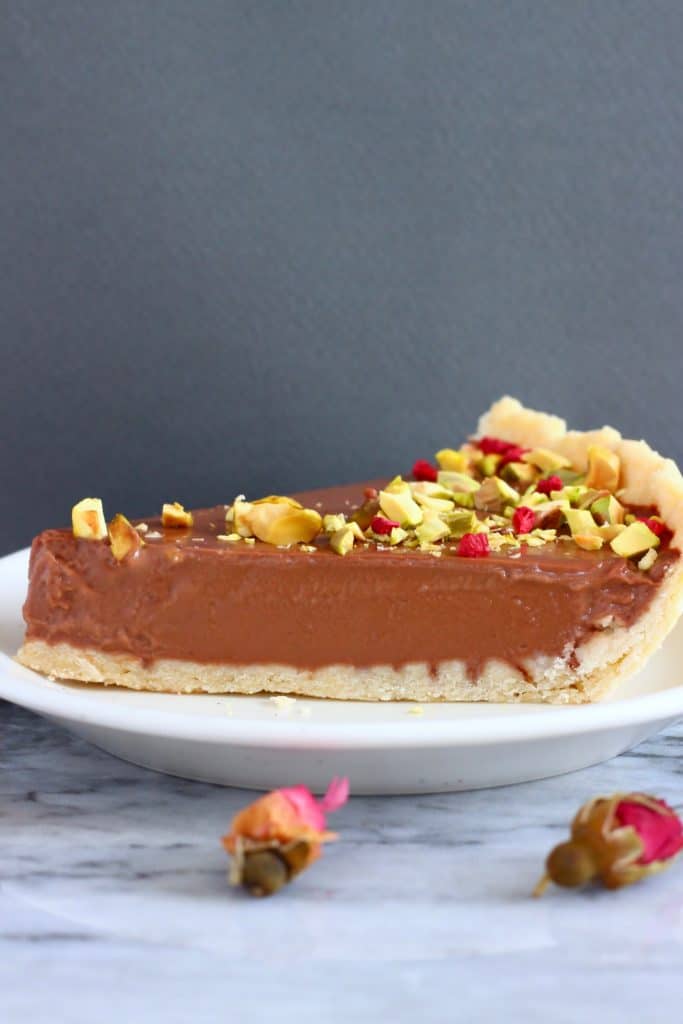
[536,474,563,496]
[371,514,401,535]
[512,506,537,535]
[534,793,683,895]
[222,777,349,897]
[412,459,438,483]
[456,532,490,558]
[364,486,379,500]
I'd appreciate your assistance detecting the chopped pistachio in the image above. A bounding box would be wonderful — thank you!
[450,491,476,509]
[585,445,621,492]
[501,461,537,487]
[554,468,585,485]
[217,533,242,542]
[72,498,107,540]
[478,453,502,477]
[323,513,346,533]
[330,524,356,556]
[378,487,423,527]
[243,537,256,545]
[248,503,322,546]
[521,448,572,472]
[443,509,478,537]
[565,508,600,538]
[162,501,194,529]
[573,534,604,551]
[415,518,450,546]
[410,481,456,500]
[638,548,658,572]
[233,498,255,537]
[384,475,409,494]
[436,471,480,494]
[475,476,520,513]
[532,528,558,542]
[108,513,144,561]
[590,494,624,525]
[435,448,468,472]
[557,485,590,506]
[412,491,454,513]
[610,521,660,558]
[389,526,409,546]
[598,523,626,542]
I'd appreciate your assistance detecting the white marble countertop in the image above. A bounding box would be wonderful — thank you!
[2,700,682,1022]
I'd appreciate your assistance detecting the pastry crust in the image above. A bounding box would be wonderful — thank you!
[17,398,683,703]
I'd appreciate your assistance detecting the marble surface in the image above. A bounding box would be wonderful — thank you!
[1,701,682,1023]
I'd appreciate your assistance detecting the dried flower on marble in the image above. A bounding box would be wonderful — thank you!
[222,777,349,897]
[534,793,683,895]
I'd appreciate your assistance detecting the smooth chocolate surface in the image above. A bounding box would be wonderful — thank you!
[22,482,677,678]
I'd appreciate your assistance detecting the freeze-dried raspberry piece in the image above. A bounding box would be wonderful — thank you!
[371,515,400,535]
[456,533,490,557]
[536,475,563,496]
[412,459,438,482]
[513,506,537,534]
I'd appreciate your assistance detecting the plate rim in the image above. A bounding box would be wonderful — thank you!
[2,547,682,750]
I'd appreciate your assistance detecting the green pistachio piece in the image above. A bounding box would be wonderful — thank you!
[501,461,537,486]
[436,471,480,494]
[384,475,409,494]
[522,448,572,472]
[323,513,347,533]
[415,519,450,546]
[435,448,468,472]
[638,548,658,571]
[330,524,357,556]
[565,508,600,538]
[478,453,502,477]
[410,481,456,500]
[558,485,590,506]
[474,476,520,514]
[590,495,624,525]
[450,491,475,508]
[554,468,585,485]
[412,492,455,513]
[443,509,477,537]
[378,487,423,527]
[388,526,409,546]
[610,521,660,558]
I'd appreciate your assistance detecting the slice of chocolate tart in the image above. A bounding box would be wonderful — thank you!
[17,397,683,704]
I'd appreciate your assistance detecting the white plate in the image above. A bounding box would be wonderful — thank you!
[1,547,682,793]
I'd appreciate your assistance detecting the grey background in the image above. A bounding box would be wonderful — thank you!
[3,1,683,555]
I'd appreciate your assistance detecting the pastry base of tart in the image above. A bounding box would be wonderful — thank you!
[16,561,680,704]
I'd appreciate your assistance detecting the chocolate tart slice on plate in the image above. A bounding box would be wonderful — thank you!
[16,397,683,705]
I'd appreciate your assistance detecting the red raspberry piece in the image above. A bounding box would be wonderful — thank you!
[498,445,530,468]
[638,516,672,541]
[456,532,490,557]
[371,515,400,535]
[478,436,516,455]
[536,474,563,496]
[512,506,537,534]
[412,459,438,482]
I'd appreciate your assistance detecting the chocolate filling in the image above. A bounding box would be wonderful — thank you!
[22,482,677,679]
